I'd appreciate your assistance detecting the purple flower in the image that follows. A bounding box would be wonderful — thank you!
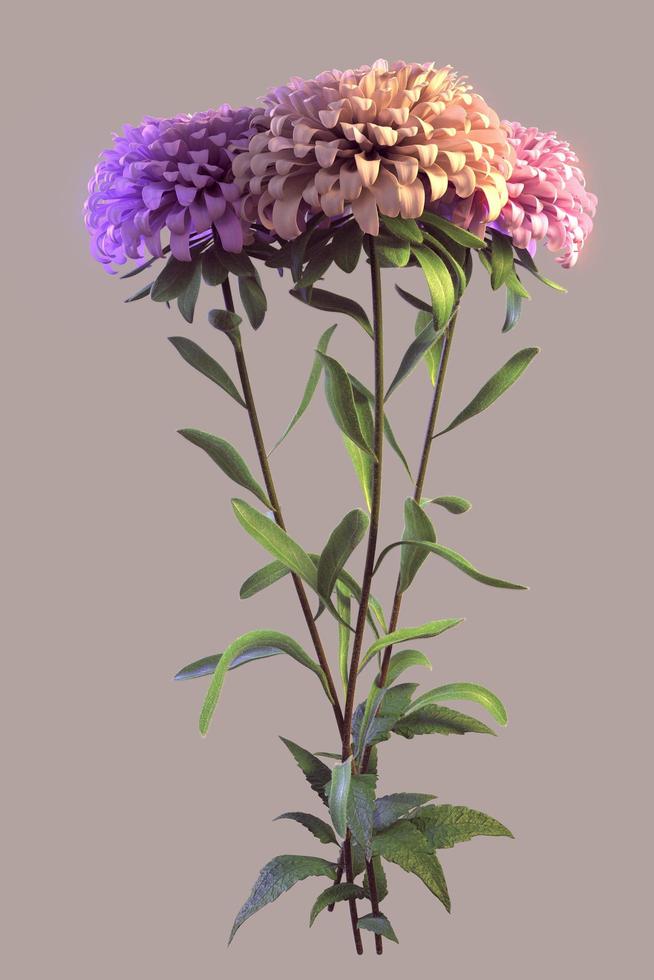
[84,106,256,271]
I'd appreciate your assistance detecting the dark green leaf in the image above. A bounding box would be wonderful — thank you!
[372,821,450,911]
[317,509,369,604]
[411,804,513,850]
[377,649,432,686]
[290,287,372,338]
[395,284,431,314]
[178,430,270,507]
[423,232,468,297]
[381,215,423,243]
[317,352,375,456]
[438,347,540,436]
[279,737,332,803]
[399,498,437,593]
[208,308,243,333]
[150,254,199,302]
[229,855,337,943]
[124,282,153,303]
[408,683,508,726]
[168,337,246,407]
[412,245,456,329]
[394,705,496,738]
[375,536,526,589]
[363,856,387,901]
[358,913,399,943]
[309,884,365,926]
[419,211,486,249]
[515,248,567,292]
[342,385,375,510]
[218,248,256,279]
[332,221,363,273]
[348,374,412,479]
[120,254,159,280]
[385,315,446,401]
[347,774,377,857]
[328,758,352,838]
[375,237,411,268]
[296,250,334,288]
[174,646,282,680]
[373,793,437,832]
[423,495,471,515]
[274,812,338,846]
[415,310,441,386]
[489,230,515,290]
[176,259,201,323]
[201,248,228,286]
[239,275,267,329]
[272,324,337,451]
[354,684,418,755]
[502,282,523,333]
[359,619,463,673]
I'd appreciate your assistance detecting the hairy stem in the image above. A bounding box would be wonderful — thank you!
[221,277,344,732]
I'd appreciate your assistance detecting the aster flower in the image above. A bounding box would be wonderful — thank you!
[84,106,256,271]
[233,60,514,240]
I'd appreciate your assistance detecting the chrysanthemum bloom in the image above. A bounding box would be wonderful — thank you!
[233,60,514,239]
[84,106,256,270]
[491,122,597,268]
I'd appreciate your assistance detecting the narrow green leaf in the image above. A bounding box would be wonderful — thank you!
[336,586,351,693]
[168,337,246,407]
[279,737,332,803]
[353,684,418,756]
[360,619,463,673]
[385,316,446,401]
[502,281,523,333]
[394,705,496,738]
[411,804,513,850]
[290,287,372,338]
[372,821,450,911]
[124,281,153,303]
[198,631,325,735]
[309,884,364,926]
[229,855,337,943]
[377,649,432,686]
[218,248,256,279]
[412,245,456,329]
[419,211,486,249]
[358,913,399,943]
[395,284,431,313]
[231,499,318,592]
[348,374,412,479]
[408,683,508,726]
[399,498,437,593]
[201,248,228,286]
[381,215,423,243]
[174,646,282,680]
[415,310,441,386]
[317,352,375,456]
[120,254,159,280]
[208,308,242,333]
[239,559,289,599]
[423,495,471,515]
[176,259,201,323]
[423,232,468,298]
[328,758,352,838]
[374,793,437,832]
[374,538,527,590]
[438,347,540,436]
[375,237,411,267]
[272,324,337,451]
[317,509,369,605]
[347,774,377,857]
[274,812,338,846]
[238,275,267,329]
[296,250,334,288]
[178,430,270,507]
[332,220,363,273]
[515,248,567,292]
[488,230,515,290]
[150,254,199,302]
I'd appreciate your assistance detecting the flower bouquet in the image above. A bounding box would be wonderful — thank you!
[84,60,596,955]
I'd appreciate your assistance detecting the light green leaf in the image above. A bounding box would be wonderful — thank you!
[358,913,399,943]
[290,286,372,338]
[332,220,363,273]
[229,855,337,943]
[280,737,332,803]
[377,649,432,686]
[238,275,267,329]
[374,538,527,591]
[385,316,446,401]
[150,254,200,302]
[399,498,437,593]
[309,883,364,926]
[168,337,246,407]
[438,347,540,436]
[337,586,351,693]
[274,811,338,846]
[231,499,317,591]
[360,619,463,673]
[411,804,513,850]
[372,821,450,911]
[375,237,411,267]
[419,211,486,249]
[422,495,471,515]
[174,646,282,680]
[317,509,369,605]
[394,705,496,738]
[416,310,442,386]
[515,248,567,292]
[381,215,424,243]
[239,559,290,599]
[178,430,270,507]
[373,793,437,832]
[407,683,508,726]
[272,324,337,451]
[488,230,515,290]
[412,245,456,329]
[328,757,352,838]
[317,352,375,456]
[423,232,468,298]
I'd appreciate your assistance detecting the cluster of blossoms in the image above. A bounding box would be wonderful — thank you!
[84,60,596,272]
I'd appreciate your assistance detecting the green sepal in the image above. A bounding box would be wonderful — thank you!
[150,253,200,302]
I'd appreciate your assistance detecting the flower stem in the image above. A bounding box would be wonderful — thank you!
[221,277,344,733]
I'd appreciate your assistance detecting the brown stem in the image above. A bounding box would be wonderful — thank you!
[343,834,363,955]
[365,858,383,955]
[327,848,344,911]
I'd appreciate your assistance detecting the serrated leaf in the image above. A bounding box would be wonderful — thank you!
[174,645,282,680]
[280,738,332,803]
[419,211,486,249]
[309,883,365,926]
[359,619,462,673]
[229,855,337,943]
[168,337,246,407]
[178,430,270,507]
[394,705,496,738]
[412,245,456,329]
[399,498,437,593]
[238,275,267,329]
[438,347,540,436]
[358,913,399,943]
[328,758,352,838]
[373,793,437,832]
[176,259,201,323]
[271,324,337,451]
[274,812,338,845]
[372,821,450,911]
[385,315,446,401]
[332,220,363,273]
[377,649,432,686]
[231,498,318,592]
[407,683,508,726]
[347,774,377,857]
[354,684,418,756]
[290,286,372,338]
[423,495,471,515]
[411,804,513,850]
[317,509,369,605]
[317,352,375,456]
[374,538,527,590]
[150,254,199,302]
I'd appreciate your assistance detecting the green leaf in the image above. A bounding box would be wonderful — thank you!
[296,250,334,288]
[423,233,468,298]
[231,499,318,592]
[176,259,201,323]
[218,248,256,279]
[372,821,450,911]
[375,237,411,267]
[358,913,399,943]
[347,774,377,857]
[274,812,338,846]
[317,509,369,604]
[488,230,515,290]
[150,254,199,302]
[174,646,282,680]
[208,308,243,333]
[124,281,153,303]
[360,619,463,673]
[238,275,267,329]
[415,310,441,386]
[201,248,228,286]
[438,347,540,436]
[394,705,496,738]
[280,737,332,803]
[374,538,527,591]
[290,286,372,338]
[198,632,325,735]
[385,315,446,401]
[412,245,456,329]
[399,498,437,593]
[168,337,246,407]
[354,684,418,756]
[328,758,352,838]
[309,883,364,926]
[363,856,388,902]
[373,793,437,832]
[419,211,486,249]
[348,374,412,480]
[317,352,375,456]
[381,215,423,244]
[239,559,290,599]
[229,855,337,943]
[178,430,270,507]
[423,495,471,515]
[411,804,513,850]
[342,390,374,511]
[377,649,432,686]
[271,325,337,451]
[120,254,159,280]
[395,284,431,314]
[407,683,508,726]
[503,279,524,333]
[337,586,351,692]
[515,248,567,292]
[332,220,363,273]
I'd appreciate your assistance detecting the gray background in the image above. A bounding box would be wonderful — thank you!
[3,1,651,976]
